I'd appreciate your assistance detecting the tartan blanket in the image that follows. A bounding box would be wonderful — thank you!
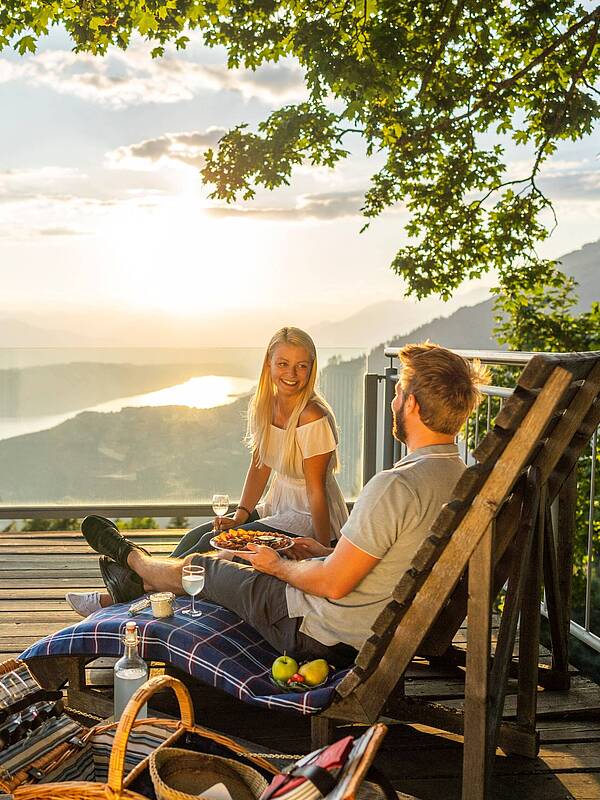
[20,597,349,715]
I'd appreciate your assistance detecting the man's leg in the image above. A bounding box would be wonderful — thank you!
[127,550,187,594]
[128,550,355,663]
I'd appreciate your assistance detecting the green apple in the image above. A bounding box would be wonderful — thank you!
[272,654,299,682]
[298,659,329,686]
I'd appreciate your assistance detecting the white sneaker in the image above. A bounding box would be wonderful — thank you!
[66,591,103,617]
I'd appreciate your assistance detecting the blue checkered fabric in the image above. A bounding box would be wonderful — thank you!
[20,597,349,715]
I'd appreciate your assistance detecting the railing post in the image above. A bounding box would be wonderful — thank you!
[362,374,379,486]
[383,367,396,470]
[557,466,577,659]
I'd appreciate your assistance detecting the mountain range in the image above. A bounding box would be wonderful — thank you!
[1,239,597,357]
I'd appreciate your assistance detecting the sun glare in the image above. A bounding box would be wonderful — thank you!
[106,191,268,316]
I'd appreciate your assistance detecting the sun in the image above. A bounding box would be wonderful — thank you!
[102,191,270,316]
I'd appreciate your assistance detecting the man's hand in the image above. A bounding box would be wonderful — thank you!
[289,537,332,560]
[238,542,282,574]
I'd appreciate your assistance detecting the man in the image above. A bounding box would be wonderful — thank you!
[81,343,488,664]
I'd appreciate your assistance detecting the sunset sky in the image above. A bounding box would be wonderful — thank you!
[1,27,599,346]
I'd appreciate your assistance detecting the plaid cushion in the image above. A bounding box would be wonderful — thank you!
[20,597,349,715]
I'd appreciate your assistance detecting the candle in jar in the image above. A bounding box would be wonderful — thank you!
[150,592,175,618]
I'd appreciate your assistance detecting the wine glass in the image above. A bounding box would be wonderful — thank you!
[212,493,230,532]
[181,564,205,617]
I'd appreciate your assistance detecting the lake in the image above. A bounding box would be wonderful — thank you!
[0,375,255,442]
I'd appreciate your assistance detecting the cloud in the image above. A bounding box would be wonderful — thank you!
[36,226,91,236]
[0,43,306,108]
[106,128,227,170]
[205,189,366,221]
[539,169,600,200]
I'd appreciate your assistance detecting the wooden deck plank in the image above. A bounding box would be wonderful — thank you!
[1,527,599,799]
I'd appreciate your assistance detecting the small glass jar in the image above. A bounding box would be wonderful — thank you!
[150,592,175,618]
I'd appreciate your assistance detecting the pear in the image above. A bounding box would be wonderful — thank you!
[272,654,299,682]
[298,659,329,686]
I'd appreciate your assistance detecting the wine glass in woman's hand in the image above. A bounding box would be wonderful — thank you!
[212,493,230,532]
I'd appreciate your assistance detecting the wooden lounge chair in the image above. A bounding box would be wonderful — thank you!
[25,351,600,800]
[311,350,600,798]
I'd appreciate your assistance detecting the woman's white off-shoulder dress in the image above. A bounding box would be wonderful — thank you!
[255,415,348,541]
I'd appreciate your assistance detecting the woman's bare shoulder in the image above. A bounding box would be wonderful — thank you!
[298,401,326,427]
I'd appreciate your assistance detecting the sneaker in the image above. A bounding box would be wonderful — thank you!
[66,591,104,617]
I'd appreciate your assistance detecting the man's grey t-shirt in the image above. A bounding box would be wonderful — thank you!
[285,444,466,649]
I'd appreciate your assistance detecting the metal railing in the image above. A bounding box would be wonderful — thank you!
[362,348,600,656]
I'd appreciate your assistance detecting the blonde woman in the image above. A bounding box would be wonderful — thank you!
[68,327,349,614]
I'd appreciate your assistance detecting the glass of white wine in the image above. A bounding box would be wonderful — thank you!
[212,493,230,532]
[181,564,205,617]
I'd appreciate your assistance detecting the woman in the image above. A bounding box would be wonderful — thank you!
[67,326,348,615]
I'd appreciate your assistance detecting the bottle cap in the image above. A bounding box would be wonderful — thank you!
[124,621,138,643]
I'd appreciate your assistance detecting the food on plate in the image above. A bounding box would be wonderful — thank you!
[211,529,292,552]
[289,673,305,684]
[298,659,330,686]
[271,654,299,682]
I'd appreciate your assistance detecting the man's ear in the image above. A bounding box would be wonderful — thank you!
[404,393,418,414]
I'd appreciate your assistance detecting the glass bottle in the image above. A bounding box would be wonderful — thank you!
[113,621,148,722]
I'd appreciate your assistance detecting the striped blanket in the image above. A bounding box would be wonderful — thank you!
[20,597,348,715]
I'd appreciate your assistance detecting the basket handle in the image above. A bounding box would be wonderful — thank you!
[107,674,195,794]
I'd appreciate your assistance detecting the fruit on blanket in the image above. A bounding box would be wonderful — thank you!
[289,673,305,683]
[298,659,329,686]
[272,654,299,682]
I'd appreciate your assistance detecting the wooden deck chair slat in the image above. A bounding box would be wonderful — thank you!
[493,387,538,431]
[450,463,493,504]
[517,352,599,389]
[430,499,471,538]
[532,360,600,484]
[515,484,546,731]
[549,398,600,497]
[462,518,495,799]
[542,504,570,678]
[420,484,526,657]
[473,428,512,464]
[332,366,572,720]
[487,468,541,745]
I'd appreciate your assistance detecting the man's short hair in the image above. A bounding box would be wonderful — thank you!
[399,343,490,436]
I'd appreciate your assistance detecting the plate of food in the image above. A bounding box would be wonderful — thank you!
[209,529,294,555]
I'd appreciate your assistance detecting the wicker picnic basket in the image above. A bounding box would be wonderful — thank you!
[13,674,277,800]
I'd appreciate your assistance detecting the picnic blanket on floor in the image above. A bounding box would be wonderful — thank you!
[19,597,348,715]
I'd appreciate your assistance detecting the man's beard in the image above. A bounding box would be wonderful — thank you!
[392,402,407,443]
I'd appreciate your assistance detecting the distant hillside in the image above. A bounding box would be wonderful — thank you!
[368,238,599,372]
[0,316,92,347]
[0,362,252,417]
[0,399,249,505]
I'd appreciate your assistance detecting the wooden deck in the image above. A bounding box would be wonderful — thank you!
[2,527,600,799]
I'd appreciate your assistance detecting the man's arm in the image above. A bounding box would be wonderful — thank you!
[240,536,380,600]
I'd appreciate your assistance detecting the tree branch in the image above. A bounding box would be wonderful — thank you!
[491,4,600,94]
[398,4,600,146]
[418,0,466,98]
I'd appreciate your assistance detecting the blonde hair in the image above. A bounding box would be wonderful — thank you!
[246,327,339,475]
[399,342,490,435]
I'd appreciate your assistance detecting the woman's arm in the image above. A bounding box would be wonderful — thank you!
[217,452,271,529]
[303,451,334,546]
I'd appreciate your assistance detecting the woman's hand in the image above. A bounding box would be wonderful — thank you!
[213,514,249,532]
[289,537,333,560]
[213,516,237,532]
